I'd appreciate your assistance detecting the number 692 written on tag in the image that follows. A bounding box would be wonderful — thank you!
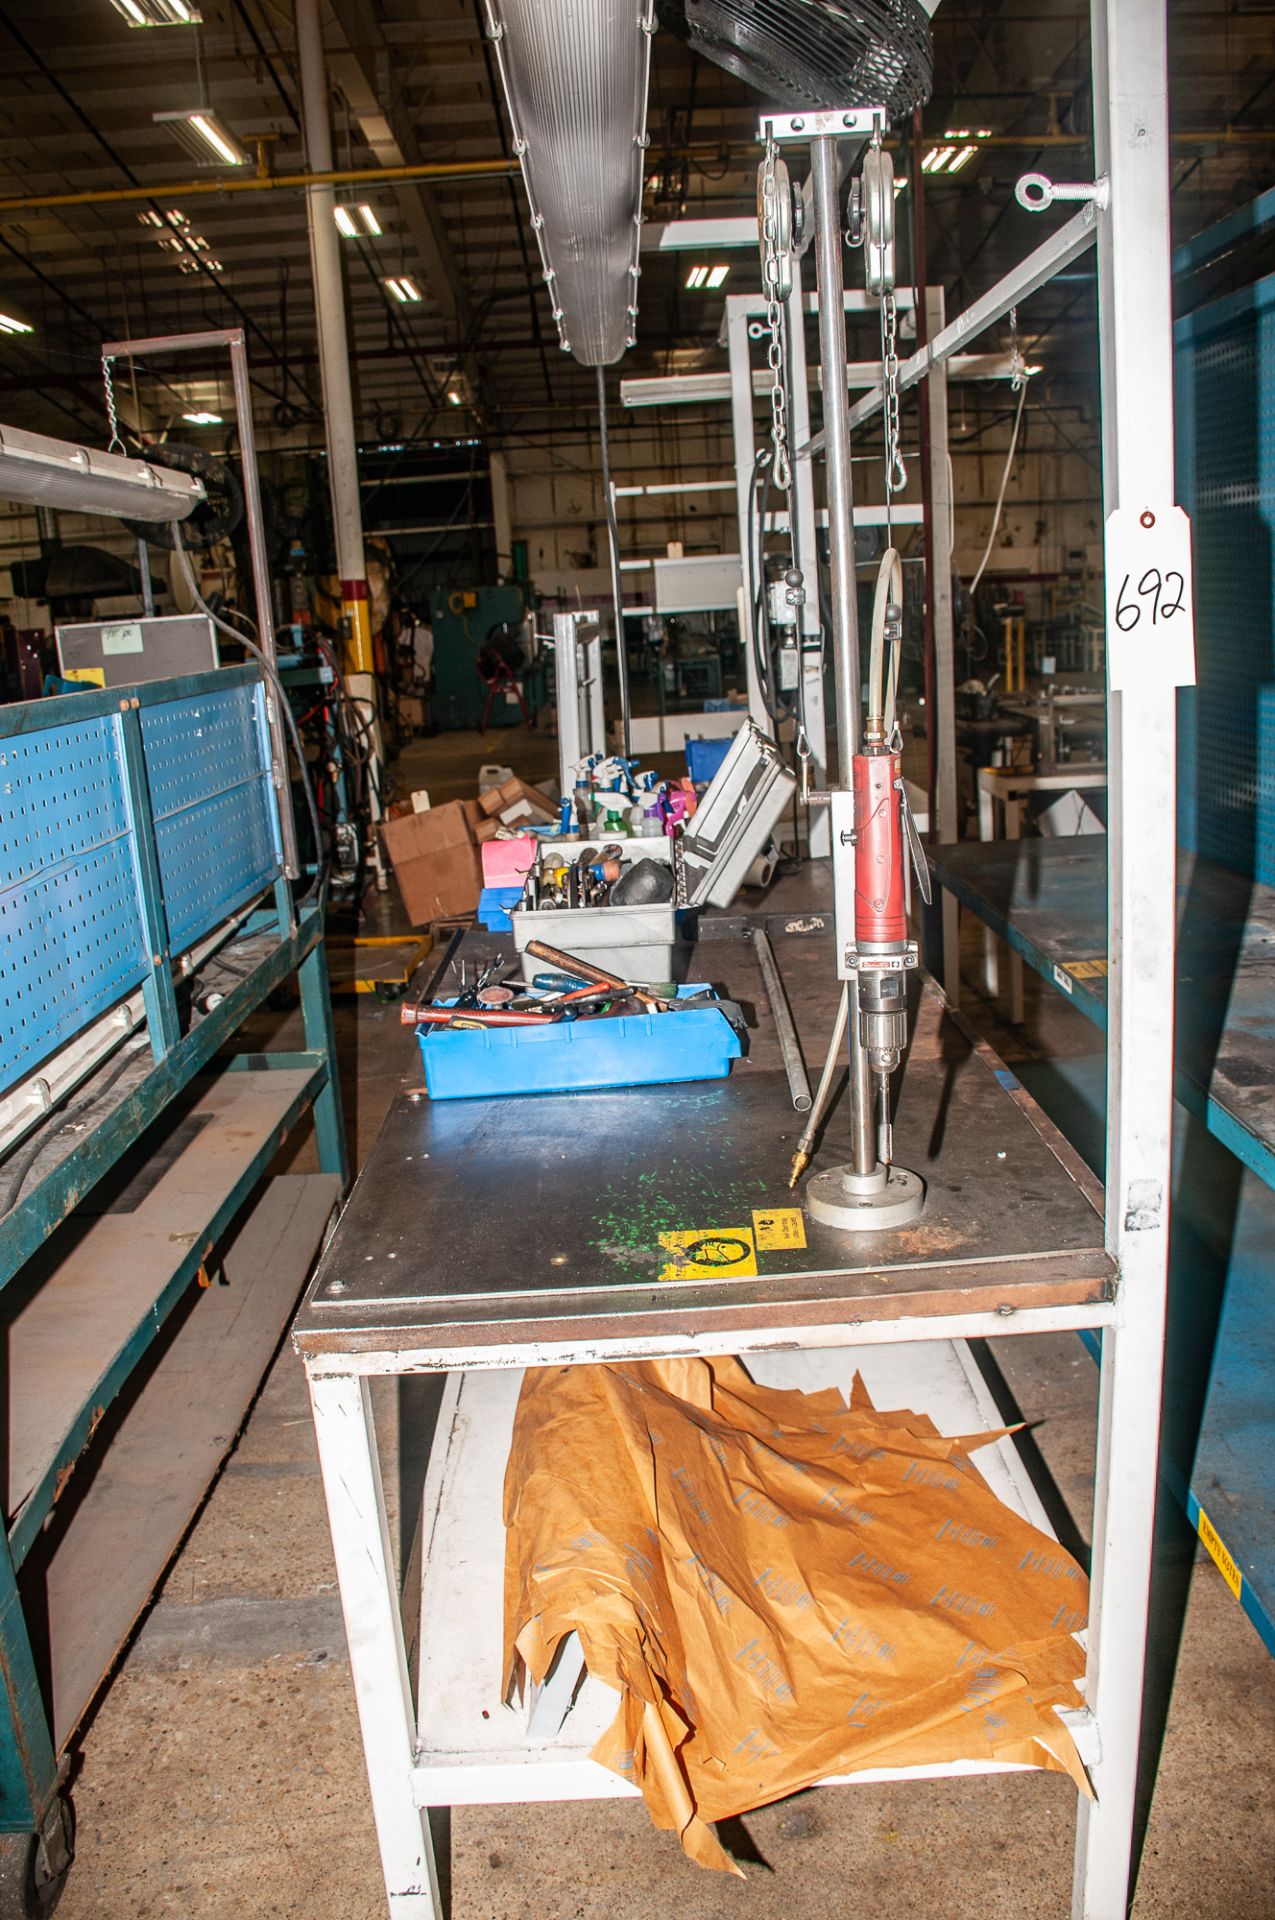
[1105,504,1196,692]
[1113,565,1187,632]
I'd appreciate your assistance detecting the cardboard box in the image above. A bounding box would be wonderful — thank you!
[380,799,481,926]
[461,799,503,844]
[477,775,558,827]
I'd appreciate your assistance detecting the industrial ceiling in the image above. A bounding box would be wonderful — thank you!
[0,0,1271,456]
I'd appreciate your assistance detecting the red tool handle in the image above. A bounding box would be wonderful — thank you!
[852,748,907,946]
[400,1004,556,1028]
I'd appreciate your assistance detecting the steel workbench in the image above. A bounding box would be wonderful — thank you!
[292,919,1129,1916]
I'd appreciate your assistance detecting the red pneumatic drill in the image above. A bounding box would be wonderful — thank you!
[829,550,930,1169]
[851,739,920,1164]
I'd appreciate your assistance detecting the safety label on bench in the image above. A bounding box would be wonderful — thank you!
[752,1207,807,1252]
[659,1228,758,1281]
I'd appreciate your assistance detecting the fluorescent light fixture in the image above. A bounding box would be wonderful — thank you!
[946,144,979,173]
[446,389,463,407]
[0,421,204,520]
[182,410,223,425]
[685,265,709,289]
[894,175,908,193]
[0,313,34,336]
[945,128,971,140]
[485,0,654,364]
[334,204,382,238]
[383,276,421,304]
[706,264,729,289]
[111,0,201,22]
[153,108,249,168]
[921,145,953,174]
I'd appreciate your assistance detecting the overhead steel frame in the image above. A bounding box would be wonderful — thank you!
[838,0,1175,1905]
[100,326,301,878]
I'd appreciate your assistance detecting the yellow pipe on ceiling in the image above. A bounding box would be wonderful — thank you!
[0,157,518,215]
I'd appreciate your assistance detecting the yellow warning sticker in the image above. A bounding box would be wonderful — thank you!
[1063,958,1109,980]
[659,1227,758,1281]
[64,666,106,689]
[1197,1506,1243,1600]
[752,1206,808,1252]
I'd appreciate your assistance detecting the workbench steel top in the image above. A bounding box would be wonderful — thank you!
[293,923,1112,1365]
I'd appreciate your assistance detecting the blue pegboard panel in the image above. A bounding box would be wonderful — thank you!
[0,714,150,1096]
[140,680,283,953]
[1175,272,1275,885]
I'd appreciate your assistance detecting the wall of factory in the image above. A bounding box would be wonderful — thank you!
[502,411,739,602]
[0,399,1102,634]
[500,398,1103,614]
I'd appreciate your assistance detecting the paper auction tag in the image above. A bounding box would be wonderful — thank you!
[752,1206,807,1252]
[659,1228,758,1281]
[1104,503,1196,692]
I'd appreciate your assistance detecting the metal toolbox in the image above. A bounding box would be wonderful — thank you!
[677,718,796,908]
[510,836,679,984]
[508,721,795,982]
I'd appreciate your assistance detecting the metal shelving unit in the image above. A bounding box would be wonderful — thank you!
[0,395,347,1908]
[927,187,1275,1664]
[0,665,347,1904]
[931,838,1275,1658]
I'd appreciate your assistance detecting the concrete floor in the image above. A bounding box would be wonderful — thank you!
[55,723,1275,1918]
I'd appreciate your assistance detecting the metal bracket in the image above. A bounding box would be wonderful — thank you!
[759,107,887,145]
[1015,171,1111,213]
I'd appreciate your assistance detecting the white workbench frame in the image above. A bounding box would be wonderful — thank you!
[301,1,1180,1914]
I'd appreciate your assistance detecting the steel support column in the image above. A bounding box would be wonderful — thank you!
[295,0,373,683]
[786,254,830,857]
[1074,0,1180,1910]
[924,288,961,1002]
[810,135,875,1179]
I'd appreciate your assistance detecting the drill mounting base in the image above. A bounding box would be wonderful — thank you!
[806,1161,926,1233]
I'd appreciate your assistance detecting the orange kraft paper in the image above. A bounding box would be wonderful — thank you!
[504,1355,1089,1874]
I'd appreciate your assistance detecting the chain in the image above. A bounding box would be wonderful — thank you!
[101,355,125,454]
[863,116,905,536]
[879,289,905,533]
[759,131,792,495]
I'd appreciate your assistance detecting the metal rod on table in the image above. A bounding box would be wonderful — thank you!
[810,134,876,1178]
[751,929,812,1111]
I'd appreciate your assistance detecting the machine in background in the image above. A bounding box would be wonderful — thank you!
[428,583,545,731]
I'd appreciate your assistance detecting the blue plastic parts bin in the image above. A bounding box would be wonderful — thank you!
[478,885,522,932]
[416,985,741,1099]
[685,735,734,784]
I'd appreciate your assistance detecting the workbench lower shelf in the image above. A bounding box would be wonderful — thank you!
[410,1343,1094,1808]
